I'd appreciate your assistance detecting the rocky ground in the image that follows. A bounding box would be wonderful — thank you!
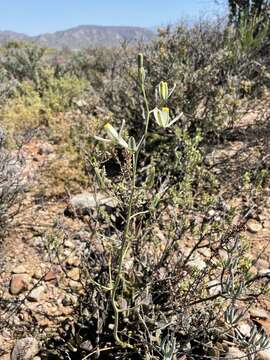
[0,109,270,359]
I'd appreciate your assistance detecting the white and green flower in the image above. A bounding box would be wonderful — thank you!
[95,122,137,152]
[152,107,181,128]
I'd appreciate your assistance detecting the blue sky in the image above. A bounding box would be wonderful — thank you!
[0,0,227,35]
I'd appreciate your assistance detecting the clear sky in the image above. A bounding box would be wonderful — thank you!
[0,0,227,35]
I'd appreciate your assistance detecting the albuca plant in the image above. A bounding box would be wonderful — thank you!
[50,54,270,359]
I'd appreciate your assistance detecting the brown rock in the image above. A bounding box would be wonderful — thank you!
[67,268,80,281]
[44,271,57,282]
[10,274,29,295]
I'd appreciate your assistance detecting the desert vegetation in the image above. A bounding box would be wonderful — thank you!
[1,3,270,360]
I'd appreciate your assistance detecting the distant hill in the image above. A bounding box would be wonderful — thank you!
[0,31,30,44]
[0,25,154,49]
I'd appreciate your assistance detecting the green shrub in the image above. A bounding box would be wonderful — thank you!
[41,69,87,113]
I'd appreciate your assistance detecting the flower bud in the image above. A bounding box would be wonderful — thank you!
[128,136,137,152]
[158,81,169,102]
[137,53,144,69]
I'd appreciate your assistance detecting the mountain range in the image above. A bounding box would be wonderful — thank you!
[0,25,154,49]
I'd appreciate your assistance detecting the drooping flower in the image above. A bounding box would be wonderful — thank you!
[95,122,136,152]
[152,107,181,128]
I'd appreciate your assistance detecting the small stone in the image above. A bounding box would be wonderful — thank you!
[66,257,80,267]
[225,347,248,359]
[67,192,117,216]
[188,257,206,271]
[207,280,221,296]
[27,286,45,302]
[44,265,61,281]
[247,219,262,234]
[44,271,57,281]
[37,143,53,155]
[67,268,80,281]
[80,340,93,351]
[69,280,83,291]
[12,265,27,274]
[258,269,270,276]
[64,240,75,249]
[253,258,270,271]
[11,337,39,360]
[250,308,269,320]
[33,269,43,280]
[62,294,78,306]
[10,274,29,295]
[238,322,251,337]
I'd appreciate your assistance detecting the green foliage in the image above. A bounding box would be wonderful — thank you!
[1,43,46,90]
[41,69,87,112]
[228,0,270,24]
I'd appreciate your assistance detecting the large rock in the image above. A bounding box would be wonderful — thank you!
[66,192,117,216]
[11,337,39,360]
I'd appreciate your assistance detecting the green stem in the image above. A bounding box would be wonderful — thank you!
[111,68,150,348]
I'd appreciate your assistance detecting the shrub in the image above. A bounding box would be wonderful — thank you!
[1,43,46,91]
[41,70,87,113]
[0,128,24,243]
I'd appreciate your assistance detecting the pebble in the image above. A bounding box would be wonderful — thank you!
[258,269,270,276]
[67,268,80,281]
[44,266,61,281]
[238,322,251,337]
[253,258,270,271]
[187,257,206,271]
[62,294,78,306]
[27,286,45,302]
[66,257,80,267]
[69,280,83,291]
[247,219,262,234]
[64,240,75,249]
[10,274,29,295]
[207,280,221,296]
[37,143,54,155]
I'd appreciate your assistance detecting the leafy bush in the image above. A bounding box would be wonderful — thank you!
[1,43,46,90]
[0,81,42,146]
[40,68,88,113]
